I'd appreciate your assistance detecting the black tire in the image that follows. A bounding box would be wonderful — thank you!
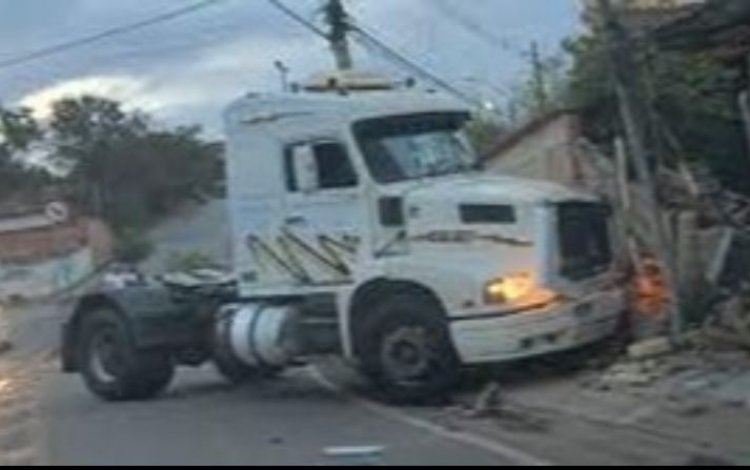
[77,308,174,401]
[359,291,460,405]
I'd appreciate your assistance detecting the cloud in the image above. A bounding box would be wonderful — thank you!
[5,0,581,137]
[18,75,151,119]
[15,32,332,135]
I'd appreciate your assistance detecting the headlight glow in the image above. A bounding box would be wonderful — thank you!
[484,272,560,306]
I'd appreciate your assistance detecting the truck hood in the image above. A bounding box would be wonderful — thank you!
[402,173,597,206]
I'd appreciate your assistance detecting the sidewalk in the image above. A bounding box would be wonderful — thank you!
[450,346,750,465]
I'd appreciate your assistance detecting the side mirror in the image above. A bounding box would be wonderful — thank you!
[293,145,318,193]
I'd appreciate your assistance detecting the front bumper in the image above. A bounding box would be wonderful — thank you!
[449,288,624,364]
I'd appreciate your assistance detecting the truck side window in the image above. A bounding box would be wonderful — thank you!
[313,142,357,189]
[285,142,357,191]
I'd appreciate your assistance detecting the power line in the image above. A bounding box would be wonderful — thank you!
[267,0,492,111]
[0,0,227,71]
[432,0,528,58]
[350,23,488,109]
[266,0,329,40]
[74,20,250,63]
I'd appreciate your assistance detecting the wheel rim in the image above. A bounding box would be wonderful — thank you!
[89,327,124,384]
[381,326,436,386]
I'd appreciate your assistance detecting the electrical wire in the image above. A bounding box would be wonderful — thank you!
[433,0,531,60]
[266,0,329,40]
[0,0,227,71]
[267,0,488,109]
[74,20,251,63]
[350,23,489,109]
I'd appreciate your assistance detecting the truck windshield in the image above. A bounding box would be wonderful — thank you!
[353,113,477,184]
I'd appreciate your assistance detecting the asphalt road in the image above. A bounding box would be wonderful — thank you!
[0,302,527,466]
[3,301,739,466]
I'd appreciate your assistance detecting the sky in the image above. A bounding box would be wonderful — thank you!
[0,0,582,137]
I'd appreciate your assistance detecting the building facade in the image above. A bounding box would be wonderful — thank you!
[0,203,112,301]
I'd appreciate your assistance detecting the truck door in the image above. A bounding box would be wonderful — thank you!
[280,140,364,286]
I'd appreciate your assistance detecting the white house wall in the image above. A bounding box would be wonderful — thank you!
[0,248,93,301]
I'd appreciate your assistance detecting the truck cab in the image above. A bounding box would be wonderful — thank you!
[223,85,623,397]
[63,77,624,404]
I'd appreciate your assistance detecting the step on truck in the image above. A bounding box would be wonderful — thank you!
[61,74,625,404]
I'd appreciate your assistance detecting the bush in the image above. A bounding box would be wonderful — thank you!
[114,230,153,264]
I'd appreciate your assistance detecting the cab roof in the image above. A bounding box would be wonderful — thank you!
[223,90,469,131]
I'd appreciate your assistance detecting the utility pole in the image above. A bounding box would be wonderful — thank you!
[274,60,290,92]
[597,0,683,342]
[324,0,353,70]
[530,41,548,113]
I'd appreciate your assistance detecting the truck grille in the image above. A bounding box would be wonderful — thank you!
[557,202,612,281]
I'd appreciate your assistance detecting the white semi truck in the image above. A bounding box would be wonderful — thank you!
[62,75,624,403]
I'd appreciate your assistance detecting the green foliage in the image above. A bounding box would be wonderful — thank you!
[114,229,153,264]
[165,250,220,272]
[516,53,570,119]
[561,34,618,144]
[497,47,571,124]
[46,96,224,229]
[1,95,225,241]
[0,107,40,151]
[465,115,505,157]
[0,107,47,199]
[561,32,748,194]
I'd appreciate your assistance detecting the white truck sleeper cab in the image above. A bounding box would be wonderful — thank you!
[220,89,625,401]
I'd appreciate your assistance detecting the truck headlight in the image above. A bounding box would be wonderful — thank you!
[484,272,559,306]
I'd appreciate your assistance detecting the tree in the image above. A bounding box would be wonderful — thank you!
[114,228,154,264]
[46,96,224,230]
[501,46,570,124]
[0,106,46,199]
[49,96,148,219]
[465,115,505,158]
[561,31,748,194]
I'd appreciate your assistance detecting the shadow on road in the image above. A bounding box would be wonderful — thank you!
[159,369,349,406]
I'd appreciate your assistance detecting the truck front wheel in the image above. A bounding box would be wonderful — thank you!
[360,292,460,404]
[78,308,174,401]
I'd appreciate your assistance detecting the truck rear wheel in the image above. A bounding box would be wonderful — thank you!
[359,292,460,405]
[78,308,174,401]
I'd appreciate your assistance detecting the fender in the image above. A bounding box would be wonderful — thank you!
[61,286,201,373]
[340,253,499,360]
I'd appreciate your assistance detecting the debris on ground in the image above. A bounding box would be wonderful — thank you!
[627,336,673,360]
[0,340,11,356]
[468,381,503,418]
[582,332,750,419]
[703,292,750,350]
[448,381,550,433]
